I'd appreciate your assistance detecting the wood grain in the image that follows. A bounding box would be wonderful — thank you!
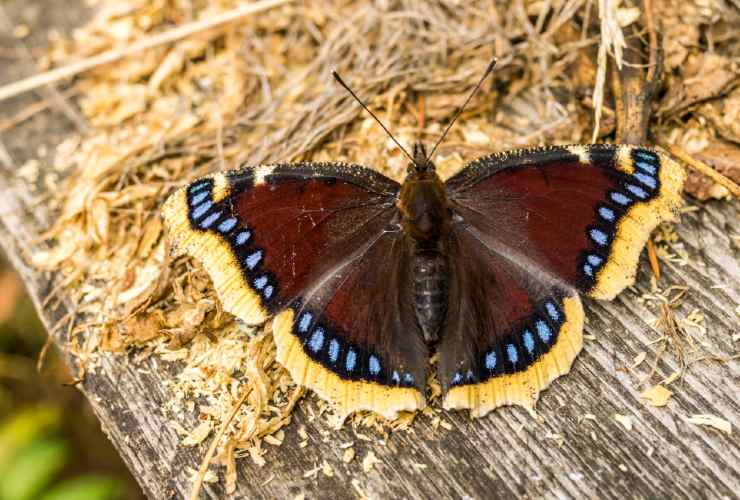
[1,2,738,499]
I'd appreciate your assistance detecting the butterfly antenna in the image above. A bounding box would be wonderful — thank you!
[427,57,498,161]
[332,70,416,165]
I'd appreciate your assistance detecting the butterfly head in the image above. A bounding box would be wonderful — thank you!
[408,142,435,175]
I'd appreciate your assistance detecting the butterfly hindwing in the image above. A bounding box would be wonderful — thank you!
[273,229,427,419]
[163,162,425,418]
[438,224,584,417]
[445,144,685,300]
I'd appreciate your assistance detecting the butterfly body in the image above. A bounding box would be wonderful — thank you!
[397,143,453,342]
[163,143,685,419]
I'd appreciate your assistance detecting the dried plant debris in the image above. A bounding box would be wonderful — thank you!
[18,0,736,485]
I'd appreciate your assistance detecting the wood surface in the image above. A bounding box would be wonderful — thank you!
[0,1,738,498]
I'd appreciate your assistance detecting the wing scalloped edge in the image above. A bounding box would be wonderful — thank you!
[162,178,269,324]
[588,148,686,300]
[272,309,426,420]
[442,295,584,417]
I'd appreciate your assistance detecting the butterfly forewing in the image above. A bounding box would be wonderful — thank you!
[446,145,685,300]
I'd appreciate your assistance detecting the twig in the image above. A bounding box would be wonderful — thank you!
[0,0,292,102]
[662,143,740,198]
[0,88,77,133]
[189,386,253,500]
[647,239,661,280]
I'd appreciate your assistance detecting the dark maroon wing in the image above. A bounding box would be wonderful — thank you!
[439,144,684,415]
[445,145,685,300]
[162,163,426,419]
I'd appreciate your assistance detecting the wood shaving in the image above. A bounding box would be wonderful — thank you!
[686,415,732,435]
[614,414,633,431]
[182,421,213,446]
[640,385,673,407]
[342,447,356,463]
[362,451,381,472]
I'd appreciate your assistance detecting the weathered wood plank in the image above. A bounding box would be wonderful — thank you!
[0,1,738,499]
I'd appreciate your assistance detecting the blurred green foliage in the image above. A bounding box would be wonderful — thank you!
[0,259,141,500]
[0,408,122,500]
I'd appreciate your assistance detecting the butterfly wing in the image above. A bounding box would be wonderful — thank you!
[439,223,583,417]
[439,144,685,416]
[445,145,685,300]
[273,227,427,419]
[162,163,425,419]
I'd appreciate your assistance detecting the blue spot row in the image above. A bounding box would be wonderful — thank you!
[610,192,631,206]
[309,328,325,352]
[451,369,477,386]
[536,320,552,343]
[190,191,209,206]
[545,301,560,321]
[598,206,615,222]
[626,184,648,200]
[189,180,210,194]
[523,330,535,353]
[589,228,609,246]
[506,344,518,364]
[345,349,357,372]
[191,200,213,220]
[218,217,237,233]
[184,179,275,306]
[581,148,661,284]
[245,250,262,270]
[369,355,381,375]
[200,211,221,229]
[635,161,656,175]
[485,351,496,370]
[252,275,274,301]
[467,297,564,386]
[633,172,656,189]
[297,309,413,385]
[235,230,250,246]
[298,312,312,333]
[329,339,339,363]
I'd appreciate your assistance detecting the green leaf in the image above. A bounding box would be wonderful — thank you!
[0,406,61,472]
[40,476,122,500]
[0,438,67,500]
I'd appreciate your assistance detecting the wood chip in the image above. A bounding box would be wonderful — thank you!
[640,385,673,407]
[362,450,381,472]
[614,414,633,431]
[322,462,334,477]
[342,447,355,463]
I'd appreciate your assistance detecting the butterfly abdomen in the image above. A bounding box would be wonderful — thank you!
[412,250,448,343]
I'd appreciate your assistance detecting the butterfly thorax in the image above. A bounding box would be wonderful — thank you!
[398,158,451,343]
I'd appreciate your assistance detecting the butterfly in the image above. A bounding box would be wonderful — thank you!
[162,62,686,420]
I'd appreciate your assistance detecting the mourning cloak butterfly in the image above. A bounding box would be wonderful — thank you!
[162,62,685,419]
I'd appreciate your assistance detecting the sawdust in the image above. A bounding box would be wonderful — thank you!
[15,0,737,488]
